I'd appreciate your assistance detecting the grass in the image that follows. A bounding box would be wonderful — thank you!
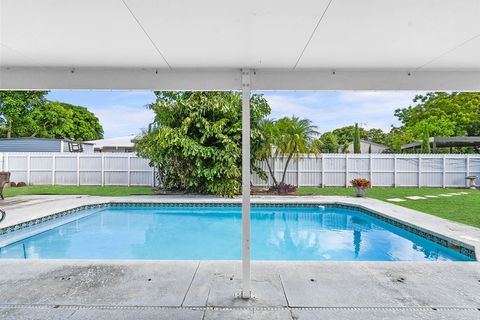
[4,185,156,197]
[299,187,480,228]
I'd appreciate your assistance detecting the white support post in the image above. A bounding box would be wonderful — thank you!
[241,68,251,299]
[76,153,80,186]
[27,153,31,185]
[52,154,56,185]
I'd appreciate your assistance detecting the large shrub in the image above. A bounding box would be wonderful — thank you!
[136,91,271,197]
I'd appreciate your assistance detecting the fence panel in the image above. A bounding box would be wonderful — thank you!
[2,152,155,187]
[1,152,479,188]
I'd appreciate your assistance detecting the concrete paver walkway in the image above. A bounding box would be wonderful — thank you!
[0,260,479,319]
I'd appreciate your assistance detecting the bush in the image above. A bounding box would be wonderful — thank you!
[17,182,27,187]
[136,91,271,197]
[270,183,297,195]
[9,182,17,187]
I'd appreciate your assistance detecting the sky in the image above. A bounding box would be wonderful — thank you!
[46,90,424,139]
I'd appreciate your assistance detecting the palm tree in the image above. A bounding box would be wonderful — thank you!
[256,119,279,186]
[274,116,318,185]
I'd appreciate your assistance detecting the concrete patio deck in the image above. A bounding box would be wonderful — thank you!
[0,195,479,319]
[0,260,479,319]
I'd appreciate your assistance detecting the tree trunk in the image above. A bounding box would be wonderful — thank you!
[280,153,294,185]
[265,157,278,187]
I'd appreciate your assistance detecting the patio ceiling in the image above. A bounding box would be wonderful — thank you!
[1,0,480,90]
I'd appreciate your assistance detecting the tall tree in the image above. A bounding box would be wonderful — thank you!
[421,127,431,154]
[353,123,361,154]
[395,92,480,137]
[314,132,339,153]
[31,102,103,141]
[273,116,318,185]
[0,91,48,138]
[136,91,271,196]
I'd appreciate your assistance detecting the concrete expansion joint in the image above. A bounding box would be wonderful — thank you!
[0,304,478,312]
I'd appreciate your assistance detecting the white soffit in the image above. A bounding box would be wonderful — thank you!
[0,0,168,68]
[1,0,480,90]
[297,0,480,70]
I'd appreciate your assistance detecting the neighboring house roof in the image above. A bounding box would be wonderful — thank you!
[401,136,480,150]
[86,135,138,149]
[357,139,389,148]
[0,137,93,145]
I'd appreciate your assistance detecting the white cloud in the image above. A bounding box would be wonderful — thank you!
[90,105,154,138]
[263,91,422,133]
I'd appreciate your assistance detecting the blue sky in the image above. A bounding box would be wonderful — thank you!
[47,90,423,139]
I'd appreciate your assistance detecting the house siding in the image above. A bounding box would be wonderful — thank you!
[0,139,61,152]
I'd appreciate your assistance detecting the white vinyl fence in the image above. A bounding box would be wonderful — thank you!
[0,152,479,188]
[0,153,155,186]
[252,154,480,188]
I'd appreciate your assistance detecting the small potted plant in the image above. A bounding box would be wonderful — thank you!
[351,178,371,197]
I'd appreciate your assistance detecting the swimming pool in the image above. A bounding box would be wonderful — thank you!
[0,205,473,261]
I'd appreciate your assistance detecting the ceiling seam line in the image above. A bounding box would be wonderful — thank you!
[120,0,172,70]
[293,0,334,70]
[0,43,39,65]
[415,33,480,71]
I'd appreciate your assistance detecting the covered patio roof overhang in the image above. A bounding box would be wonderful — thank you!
[1,0,480,298]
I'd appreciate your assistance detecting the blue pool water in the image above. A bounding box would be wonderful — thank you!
[0,206,472,261]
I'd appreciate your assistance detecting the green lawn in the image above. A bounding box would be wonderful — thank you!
[299,187,480,228]
[3,185,156,197]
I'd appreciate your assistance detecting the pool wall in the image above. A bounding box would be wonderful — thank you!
[0,202,476,260]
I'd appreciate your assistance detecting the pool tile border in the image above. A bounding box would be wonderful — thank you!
[0,201,476,260]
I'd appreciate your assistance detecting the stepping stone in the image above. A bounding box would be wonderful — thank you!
[448,192,462,195]
[405,196,426,200]
[425,195,438,198]
[438,194,452,197]
[459,192,469,195]
[387,198,406,202]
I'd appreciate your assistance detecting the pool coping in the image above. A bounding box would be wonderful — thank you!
[0,195,478,260]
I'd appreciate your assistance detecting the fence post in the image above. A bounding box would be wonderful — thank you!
[345,154,349,187]
[76,153,80,186]
[101,154,105,186]
[418,155,421,188]
[369,153,373,187]
[52,154,56,186]
[4,153,8,172]
[393,154,397,188]
[27,153,31,185]
[127,154,131,187]
[296,156,300,187]
[442,154,446,188]
[466,155,470,185]
[321,154,324,188]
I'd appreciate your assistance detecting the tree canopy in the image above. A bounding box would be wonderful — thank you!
[0,91,48,138]
[136,91,271,196]
[391,92,480,152]
[0,92,103,141]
